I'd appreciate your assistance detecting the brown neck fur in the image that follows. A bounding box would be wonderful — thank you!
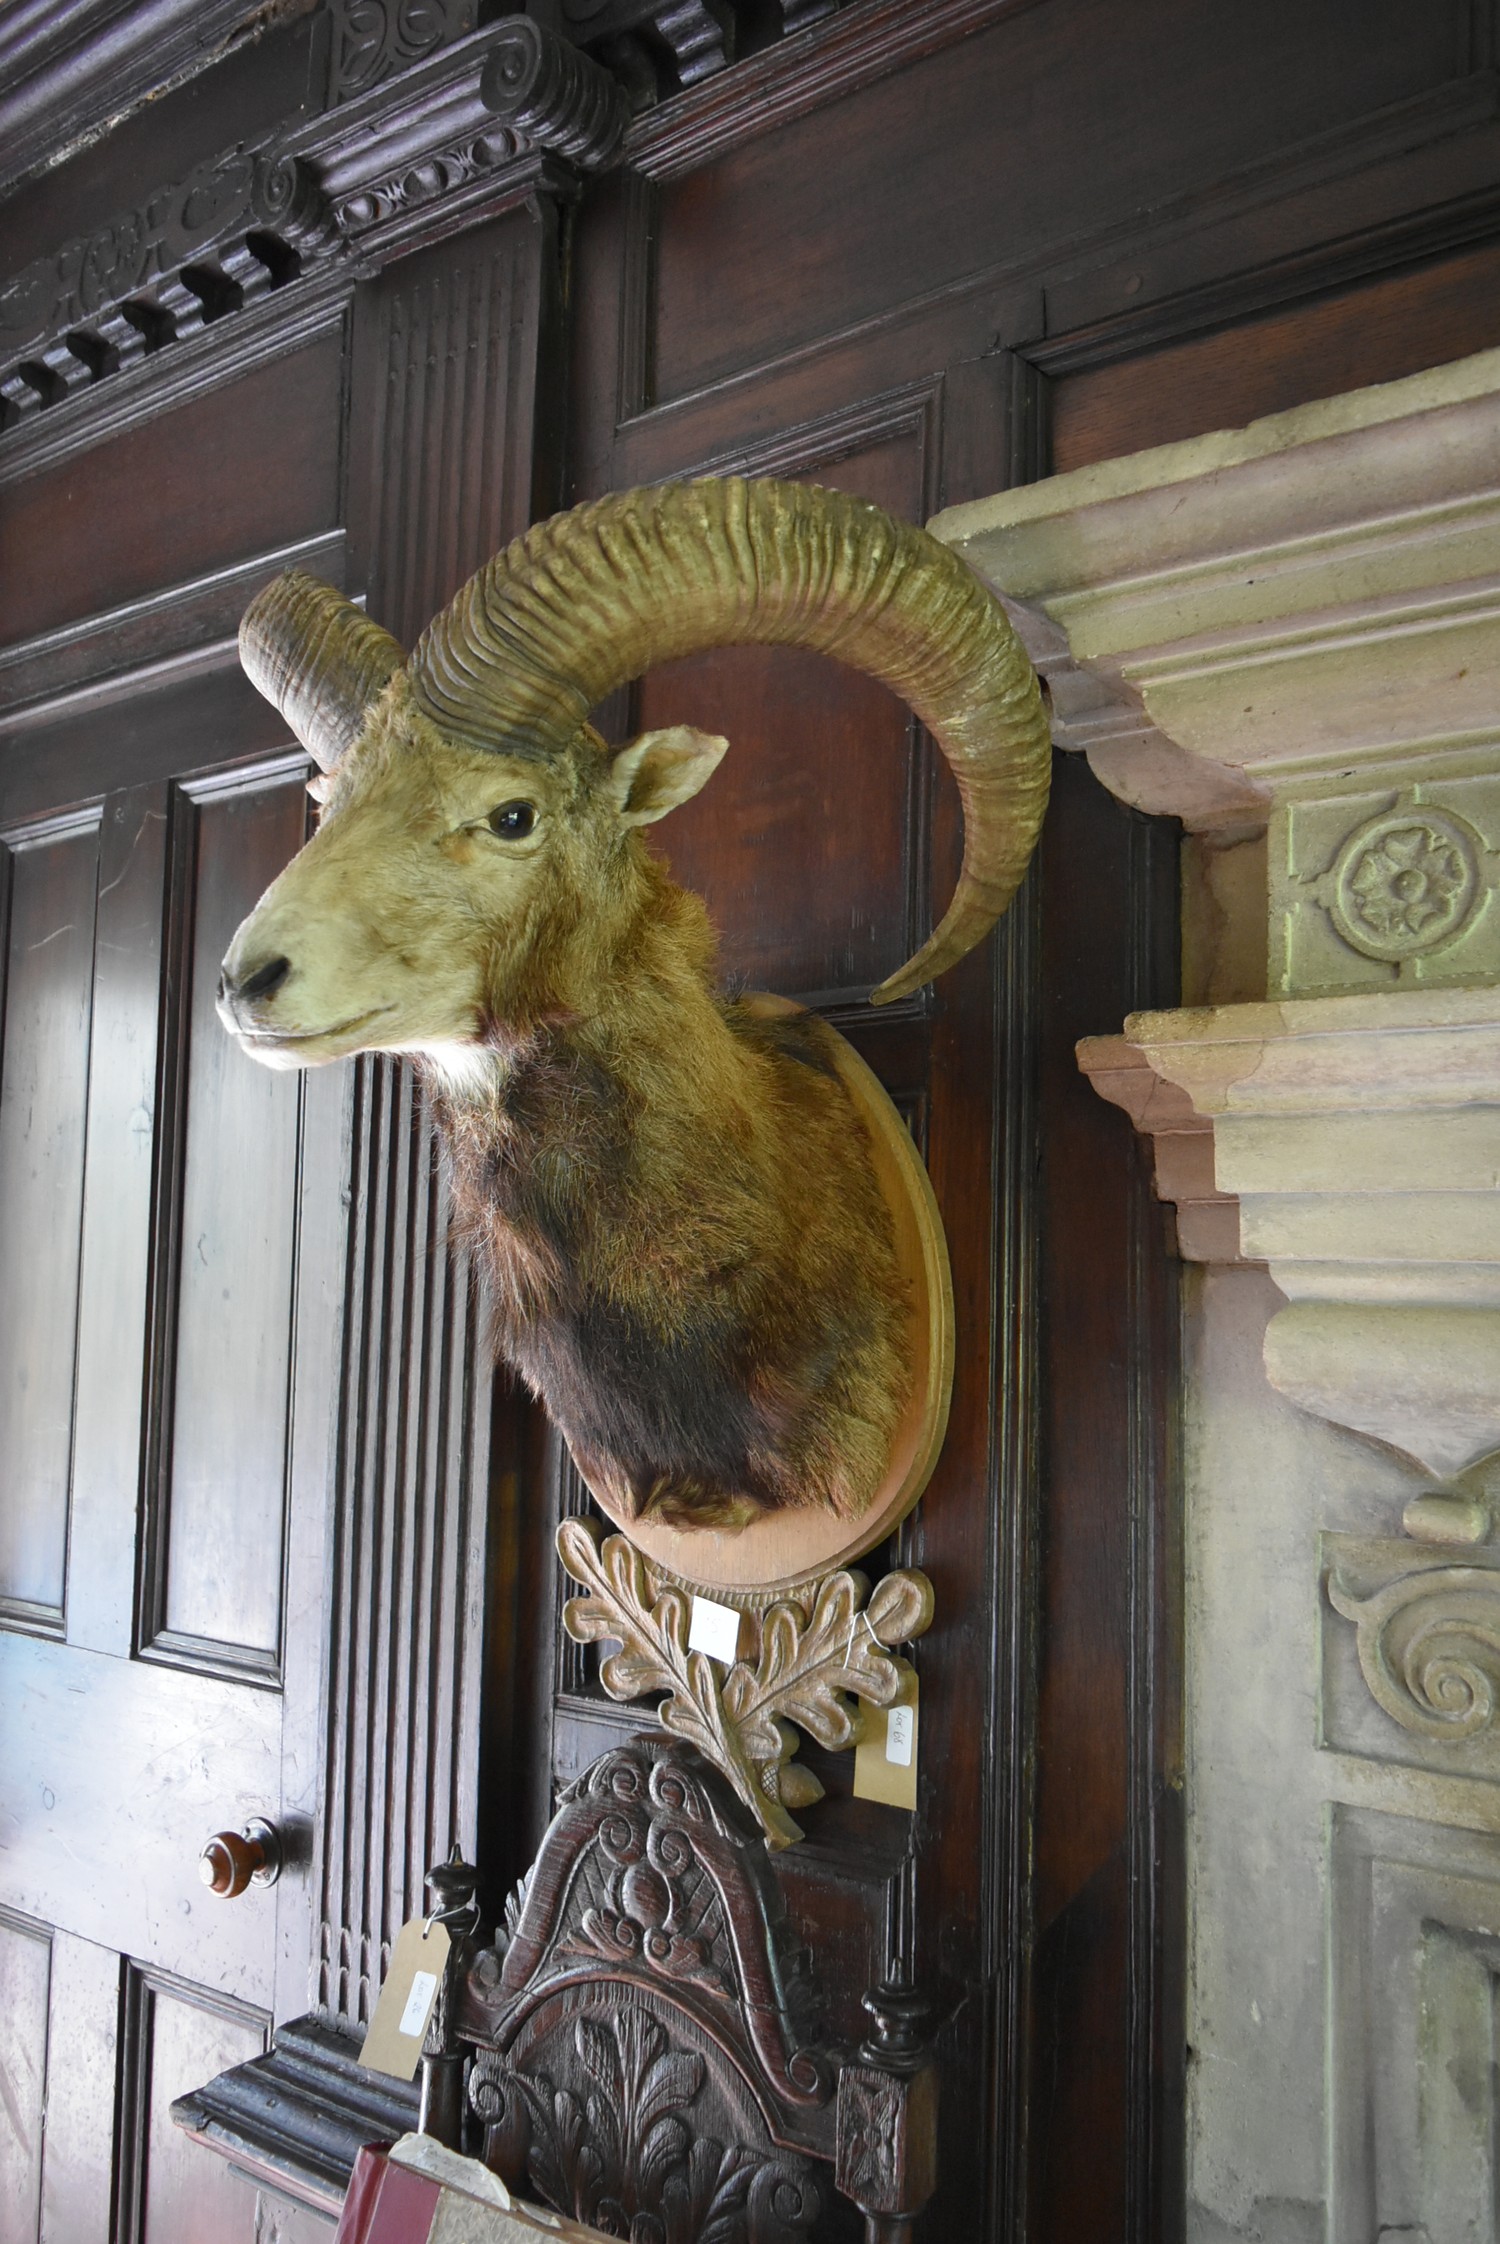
[425,834,907,1527]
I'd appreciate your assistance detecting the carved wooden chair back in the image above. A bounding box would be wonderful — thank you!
[451,1740,938,2244]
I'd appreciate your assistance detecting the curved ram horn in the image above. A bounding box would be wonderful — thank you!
[408,477,1050,1002]
[239,571,406,775]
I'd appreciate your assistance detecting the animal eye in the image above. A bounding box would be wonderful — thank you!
[488,800,536,839]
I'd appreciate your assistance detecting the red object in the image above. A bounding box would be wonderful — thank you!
[333,2147,441,2244]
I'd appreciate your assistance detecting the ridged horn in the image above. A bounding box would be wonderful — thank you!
[409,477,1050,1002]
[239,571,406,774]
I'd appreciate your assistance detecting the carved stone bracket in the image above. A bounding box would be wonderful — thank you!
[556,1516,933,1849]
[1079,988,1500,1482]
[935,349,1500,1004]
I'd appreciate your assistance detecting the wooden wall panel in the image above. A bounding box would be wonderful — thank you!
[0,1908,50,2244]
[649,0,1476,402]
[635,425,929,998]
[119,1967,268,2244]
[0,813,100,1628]
[318,207,564,2023]
[1050,237,1500,472]
[146,771,307,1673]
[0,338,343,647]
[318,1054,490,2023]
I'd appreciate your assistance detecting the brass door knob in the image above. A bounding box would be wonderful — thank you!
[199,1817,282,1897]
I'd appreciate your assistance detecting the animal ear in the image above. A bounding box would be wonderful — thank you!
[606,727,728,825]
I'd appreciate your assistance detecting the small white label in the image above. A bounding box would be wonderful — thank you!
[886,1704,915,1767]
[688,1594,742,1665]
[398,1969,439,2038]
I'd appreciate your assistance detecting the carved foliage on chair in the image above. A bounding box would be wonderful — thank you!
[459,1744,839,2236]
[466,1743,829,2112]
[469,2005,822,2244]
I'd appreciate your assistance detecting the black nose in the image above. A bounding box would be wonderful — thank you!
[229,954,292,1002]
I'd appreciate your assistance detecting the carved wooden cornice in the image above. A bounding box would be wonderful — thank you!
[0,0,271,205]
[0,13,627,441]
[0,0,1044,452]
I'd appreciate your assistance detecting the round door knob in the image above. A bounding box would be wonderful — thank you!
[199,1817,282,1898]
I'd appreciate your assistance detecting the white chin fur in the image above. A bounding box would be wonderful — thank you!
[413,1042,503,1098]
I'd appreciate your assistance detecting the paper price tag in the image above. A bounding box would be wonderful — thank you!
[688,1593,744,1666]
[398,1969,440,2037]
[359,1915,451,2081]
[852,1676,919,1810]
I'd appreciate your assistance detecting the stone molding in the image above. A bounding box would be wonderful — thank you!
[933,347,1500,1003]
[1080,988,1500,1479]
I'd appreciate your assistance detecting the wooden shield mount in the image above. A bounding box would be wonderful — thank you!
[558,1000,952,1847]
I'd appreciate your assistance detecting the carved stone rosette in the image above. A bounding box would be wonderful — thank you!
[557,1516,933,1848]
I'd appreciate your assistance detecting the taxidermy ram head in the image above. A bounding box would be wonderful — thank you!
[219,478,1050,1530]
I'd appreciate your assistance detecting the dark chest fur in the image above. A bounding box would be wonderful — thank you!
[434,1019,885,1521]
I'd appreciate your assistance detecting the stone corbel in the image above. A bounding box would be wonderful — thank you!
[1079,990,1500,1483]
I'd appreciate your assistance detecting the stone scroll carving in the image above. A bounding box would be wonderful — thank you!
[1327,1561,1500,1743]
[557,1516,932,1849]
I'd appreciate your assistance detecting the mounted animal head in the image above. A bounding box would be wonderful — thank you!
[217,478,1051,1067]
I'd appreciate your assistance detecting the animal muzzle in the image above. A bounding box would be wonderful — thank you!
[216,943,294,1041]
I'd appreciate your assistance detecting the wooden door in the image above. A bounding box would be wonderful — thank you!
[0,341,349,2243]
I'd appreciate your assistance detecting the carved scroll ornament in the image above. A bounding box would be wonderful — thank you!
[1327,1562,1500,1741]
[558,1516,933,1848]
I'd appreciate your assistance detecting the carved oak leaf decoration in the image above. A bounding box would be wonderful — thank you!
[557,1516,934,1848]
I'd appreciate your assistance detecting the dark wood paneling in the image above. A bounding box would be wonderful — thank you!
[0,1907,50,2244]
[0,337,342,647]
[69,785,169,1660]
[318,1055,491,2023]
[0,1632,282,1990]
[0,530,345,721]
[118,1965,268,2244]
[649,0,1476,402]
[635,425,929,999]
[0,667,293,829]
[318,207,566,2024]
[143,770,308,1675]
[1029,758,1181,2244]
[351,210,566,642]
[0,812,100,1629]
[1051,236,1500,471]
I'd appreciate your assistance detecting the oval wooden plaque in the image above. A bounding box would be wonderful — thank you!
[570,997,955,1604]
